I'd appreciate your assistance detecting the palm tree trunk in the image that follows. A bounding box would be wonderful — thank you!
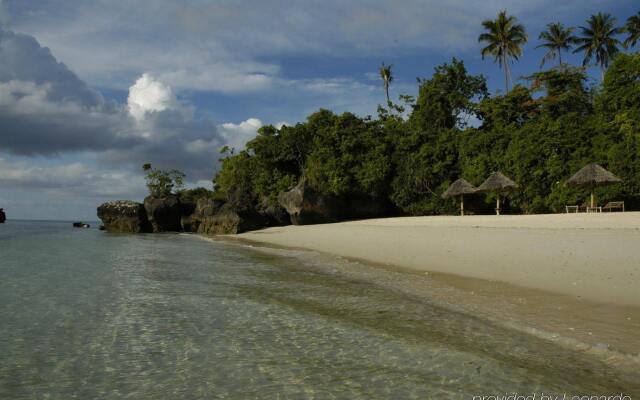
[503,54,509,92]
[600,65,605,81]
[385,83,390,104]
[558,51,562,66]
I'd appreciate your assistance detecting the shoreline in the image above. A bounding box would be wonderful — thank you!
[235,213,640,306]
[215,213,640,360]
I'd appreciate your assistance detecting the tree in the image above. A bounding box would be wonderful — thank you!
[536,22,578,67]
[574,13,624,80]
[624,12,640,49]
[142,164,185,197]
[392,60,487,214]
[379,63,393,104]
[478,10,528,92]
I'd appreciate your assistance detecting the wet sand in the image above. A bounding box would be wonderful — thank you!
[230,213,640,358]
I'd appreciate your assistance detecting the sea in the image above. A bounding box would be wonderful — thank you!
[1,220,638,399]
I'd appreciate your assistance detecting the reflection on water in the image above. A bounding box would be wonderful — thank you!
[1,221,638,399]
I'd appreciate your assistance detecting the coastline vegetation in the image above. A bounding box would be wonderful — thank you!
[213,10,640,216]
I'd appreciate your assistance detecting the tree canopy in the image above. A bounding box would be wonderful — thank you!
[211,10,640,217]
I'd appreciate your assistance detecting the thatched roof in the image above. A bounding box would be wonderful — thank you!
[566,163,622,187]
[476,171,518,193]
[441,178,477,199]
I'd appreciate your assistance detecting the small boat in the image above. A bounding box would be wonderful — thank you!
[0,208,6,223]
[72,222,91,228]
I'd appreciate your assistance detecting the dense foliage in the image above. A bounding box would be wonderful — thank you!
[213,38,640,216]
[142,163,185,197]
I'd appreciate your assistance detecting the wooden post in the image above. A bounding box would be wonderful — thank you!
[590,183,595,209]
[460,194,464,216]
[496,194,501,215]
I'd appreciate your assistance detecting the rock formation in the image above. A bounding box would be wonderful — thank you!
[277,179,347,224]
[278,178,393,225]
[0,208,6,223]
[97,201,150,233]
[143,195,182,232]
[257,197,290,227]
[197,203,268,235]
[182,198,224,232]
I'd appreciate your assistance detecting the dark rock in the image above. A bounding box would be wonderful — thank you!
[72,222,90,228]
[278,178,393,225]
[196,198,225,217]
[0,208,5,223]
[277,179,347,225]
[180,198,225,232]
[97,201,150,233]
[180,201,196,217]
[257,197,290,227]
[197,203,268,235]
[144,195,181,232]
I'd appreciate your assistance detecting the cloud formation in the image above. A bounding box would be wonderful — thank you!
[4,0,618,92]
[0,25,261,193]
[127,73,178,122]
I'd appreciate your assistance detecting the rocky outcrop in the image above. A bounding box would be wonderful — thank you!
[0,208,6,223]
[144,195,181,232]
[179,201,197,232]
[278,178,393,225]
[197,203,268,235]
[97,201,150,233]
[278,179,347,225]
[181,198,225,232]
[257,197,290,227]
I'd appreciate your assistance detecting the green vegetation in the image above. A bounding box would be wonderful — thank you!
[379,63,393,104]
[574,13,624,80]
[625,12,640,49]
[213,10,640,216]
[536,23,577,67]
[478,10,528,92]
[142,163,185,197]
[177,187,216,203]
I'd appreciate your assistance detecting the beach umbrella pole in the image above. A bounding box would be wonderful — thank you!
[590,183,595,209]
[460,195,464,216]
[496,195,500,215]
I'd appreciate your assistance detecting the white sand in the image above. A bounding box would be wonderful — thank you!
[237,213,640,307]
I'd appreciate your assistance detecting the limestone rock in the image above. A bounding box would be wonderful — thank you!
[197,203,268,235]
[144,195,181,232]
[277,179,346,225]
[97,201,150,233]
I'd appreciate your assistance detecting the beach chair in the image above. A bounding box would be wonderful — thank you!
[602,201,625,212]
[565,205,579,213]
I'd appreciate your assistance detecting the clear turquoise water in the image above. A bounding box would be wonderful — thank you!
[1,220,638,399]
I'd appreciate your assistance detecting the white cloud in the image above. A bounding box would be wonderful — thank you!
[219,118,263,151]
[6,0,619,93]
[183,117,263,156]
[0,157,145,197]
[127,73,177,122]
[0,79,137,154]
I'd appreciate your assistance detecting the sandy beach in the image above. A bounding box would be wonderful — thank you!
[233,213,640,356]
[238,213,640,306]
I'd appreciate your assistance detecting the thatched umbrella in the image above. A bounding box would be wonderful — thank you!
[441,178,477,216]
[476,172,519,215]
[566,163,622,208]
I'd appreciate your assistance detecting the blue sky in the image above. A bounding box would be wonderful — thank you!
[0,0,637,220]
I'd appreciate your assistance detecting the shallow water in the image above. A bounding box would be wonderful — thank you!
[1,220,638,399]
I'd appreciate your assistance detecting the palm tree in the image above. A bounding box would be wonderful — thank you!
[379,63,393,104]
[478,10,528,92]
[536,22,578,68]
[624,12,640,49]
[574,13,624,80]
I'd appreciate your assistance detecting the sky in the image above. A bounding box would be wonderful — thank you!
[0,0,637,220]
